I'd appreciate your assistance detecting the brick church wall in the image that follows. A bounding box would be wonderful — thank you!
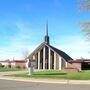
[66,62,82,72]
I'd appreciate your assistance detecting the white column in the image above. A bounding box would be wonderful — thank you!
[43,47,45,70]
[54,52,56,70]
[59,56,62,70]
[48,48,51,70]
[65,61,68,68]
[38,51,40,70]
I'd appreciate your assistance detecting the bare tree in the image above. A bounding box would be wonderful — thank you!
[78,0,90,11]
[22,49,29,60]
[78,0,90,43]
[80,22,90,41]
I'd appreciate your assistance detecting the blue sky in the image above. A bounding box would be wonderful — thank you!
[0,0,90,60]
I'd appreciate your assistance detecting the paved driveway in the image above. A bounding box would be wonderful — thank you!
[0,79,90,90]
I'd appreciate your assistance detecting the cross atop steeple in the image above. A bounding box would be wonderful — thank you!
[44,20,50,44]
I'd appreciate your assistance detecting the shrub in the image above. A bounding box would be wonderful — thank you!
[0,63,2,67]
[8,65,11,68]
[1,65,5,68]
[22,66,26,69]
[16,66,21,69]
[0,63,4,68]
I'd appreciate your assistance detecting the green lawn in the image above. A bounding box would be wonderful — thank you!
[0,67,24,72]
[10,70,90,80]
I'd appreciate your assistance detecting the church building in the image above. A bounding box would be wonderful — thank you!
[27,22,73,70]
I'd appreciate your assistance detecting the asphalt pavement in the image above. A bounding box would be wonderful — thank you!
[0,79,90,90]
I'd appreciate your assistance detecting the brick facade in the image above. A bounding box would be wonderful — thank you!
[10,60,26,68]
[67,62,81,71]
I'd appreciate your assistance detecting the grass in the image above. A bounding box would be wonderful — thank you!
[10,70,90,80]
[0,67,24,72]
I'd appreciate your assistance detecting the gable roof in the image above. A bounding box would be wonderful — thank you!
[48,45,73,61]
[27,42,73,61]
[27,42,44,58]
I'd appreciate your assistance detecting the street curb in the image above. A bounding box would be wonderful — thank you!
[0,76,67,84]
[0,76,90,85]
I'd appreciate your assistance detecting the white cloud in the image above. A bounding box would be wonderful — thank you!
[0,44,37,60]
[0,21,40,60]
[54,35,90,59]
[0,20,90,61]
[0,33,90,60]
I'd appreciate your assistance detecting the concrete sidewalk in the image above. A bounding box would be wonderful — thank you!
[0,71,27,76]
[0,76,90,85]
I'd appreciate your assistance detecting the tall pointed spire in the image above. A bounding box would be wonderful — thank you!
[46,20,48,36]
[44,20,50,44]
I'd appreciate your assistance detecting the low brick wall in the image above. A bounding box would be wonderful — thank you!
[67,62,81,71]
[63,68,79,72]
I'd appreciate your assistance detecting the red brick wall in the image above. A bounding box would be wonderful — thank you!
[63,68,79,72]
[67,62,81,71]
[15,62,26,68]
